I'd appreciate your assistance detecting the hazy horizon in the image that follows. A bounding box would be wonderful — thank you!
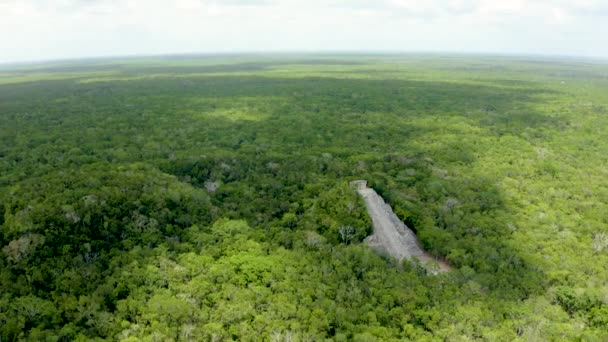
[3,50,608,67]
[1,0,607,64]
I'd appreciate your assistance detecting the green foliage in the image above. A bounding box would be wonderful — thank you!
[1,55,608,340]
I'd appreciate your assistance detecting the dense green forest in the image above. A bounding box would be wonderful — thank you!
[1,55,607,341]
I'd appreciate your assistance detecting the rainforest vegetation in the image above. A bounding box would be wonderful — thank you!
[1,55,607,341]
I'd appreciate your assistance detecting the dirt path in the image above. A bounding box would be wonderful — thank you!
[355,184,451,273]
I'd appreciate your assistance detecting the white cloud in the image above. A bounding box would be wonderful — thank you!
[0,0,606,63]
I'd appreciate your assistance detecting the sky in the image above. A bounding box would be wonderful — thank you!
[1,0,607,63]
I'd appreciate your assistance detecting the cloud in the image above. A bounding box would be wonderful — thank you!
[332,0,484,17]
[0,0,607,63]
[441,0,480,14]
[212,0,275,6]
[561,0,608,16]
[331,0,447,18]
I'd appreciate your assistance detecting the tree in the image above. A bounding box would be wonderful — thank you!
[339,225,355,244]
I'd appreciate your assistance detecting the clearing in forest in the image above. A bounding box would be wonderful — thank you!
[352,180,451,273]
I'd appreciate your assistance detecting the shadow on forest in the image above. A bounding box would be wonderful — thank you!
[118,74,552,297]
[2,59,366,75]
[0,72,559,299]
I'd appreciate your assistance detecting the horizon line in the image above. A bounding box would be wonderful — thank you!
[1,50,607,67]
